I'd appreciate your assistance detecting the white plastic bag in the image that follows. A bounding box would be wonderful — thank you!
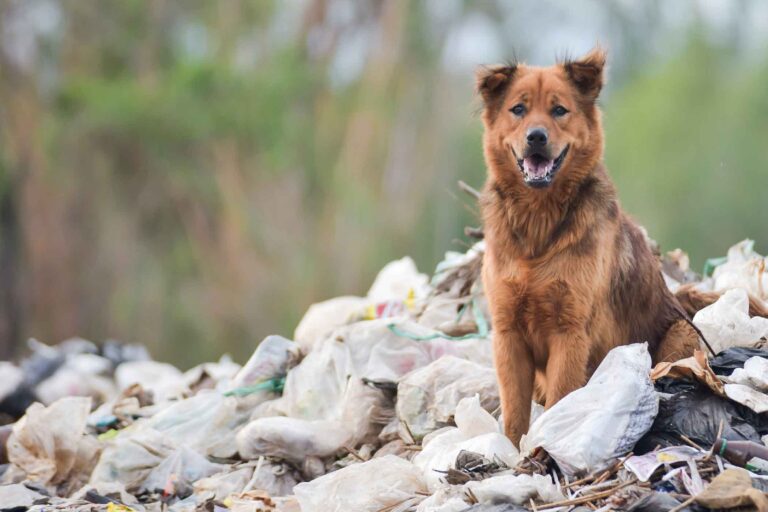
[294,455,426,512]
[141,446,226,494]
[710,240,768,300]
[230,335,298,390]
[367,256,429,303]
[521,343,658,476]
[413,395,519,491]
[397,356,498,440]
[693,288,768,353]
[465,473,563,505]
[115,360,189,403]
[294,296,368,351]
[728,356,768,391]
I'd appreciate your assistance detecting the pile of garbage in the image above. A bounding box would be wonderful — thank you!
[1,238,768,512]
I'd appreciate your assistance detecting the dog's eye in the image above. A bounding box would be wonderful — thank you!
[510,104,526,116]
[552,105,569,117]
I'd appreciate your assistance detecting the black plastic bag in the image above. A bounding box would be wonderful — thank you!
[710,347,768,376]
[636,384,768,453]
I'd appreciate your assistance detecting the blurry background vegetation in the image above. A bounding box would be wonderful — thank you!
[0,0,766,366]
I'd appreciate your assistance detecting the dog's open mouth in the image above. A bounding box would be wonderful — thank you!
[516,145,569,188]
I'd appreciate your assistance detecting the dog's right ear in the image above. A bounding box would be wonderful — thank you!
[476,64,517,117]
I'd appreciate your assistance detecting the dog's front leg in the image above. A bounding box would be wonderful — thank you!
[493,328,534,447]
[544,331,589,408]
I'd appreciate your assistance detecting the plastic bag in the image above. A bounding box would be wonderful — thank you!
[35,354,117,406]
[413,396,518,491]
[229,335,298,390]
[140,391,246,458]
[397,356,498,440]
[293,455,426,512]
[465,473,564,506]
[6,396,101,495]
[115,360,189,403]
[521,343,658,476]
[709,239,768,300]
[90,427,175,492]
[141,446,226,496]
[728,356,768,391]
[294,296,368,352]
[711,347,768,375]
[637,386,768,451]
[237,378,384,462]
[367,256,430,303]
[693,288,768,354]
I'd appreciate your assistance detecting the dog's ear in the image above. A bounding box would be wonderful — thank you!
[476,64,517,116]
[563,47,606,102]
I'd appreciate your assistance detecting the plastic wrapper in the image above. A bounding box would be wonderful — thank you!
[293,455,426,512]
[465,473,563,506]
[6,396,101,495]
[521,343,658,476]
[693,288,768,353]
[397,356,499,440]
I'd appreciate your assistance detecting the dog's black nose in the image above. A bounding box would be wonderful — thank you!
[526,127,548,147]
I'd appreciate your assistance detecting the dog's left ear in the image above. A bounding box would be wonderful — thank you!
[563,47,606,102]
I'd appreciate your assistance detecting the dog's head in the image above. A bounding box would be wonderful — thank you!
[477,48,606,190]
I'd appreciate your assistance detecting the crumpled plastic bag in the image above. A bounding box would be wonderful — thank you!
[414,395,519,491]
[728,356,768,391]
[35,353,116,406]
[90,391,248,492]
[465,473,564,506]
[693,288,768,354]
[710,347,768,375]
[521,343,658,476]
[293,455,426,512]
[397,356,499,440]
[115,360,189,403]
[90,426,175,492]
[229,335,298,390]
[294,296,368,352]
[709,239,768,300]
[141,446,226,495]
[6,396,101,495]
[637,384,768,451]
[367,256,430,303]
[236,378,384,462]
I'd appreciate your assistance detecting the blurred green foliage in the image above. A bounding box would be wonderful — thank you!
[0,1,765,365]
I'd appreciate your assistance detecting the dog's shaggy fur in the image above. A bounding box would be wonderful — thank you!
[477,48,703,447]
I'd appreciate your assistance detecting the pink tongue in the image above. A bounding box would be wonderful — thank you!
[524,157,553,178]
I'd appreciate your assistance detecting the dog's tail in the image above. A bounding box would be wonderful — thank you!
[674,283,768,318]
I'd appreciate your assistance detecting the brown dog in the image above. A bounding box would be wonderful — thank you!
[477,48,701,447]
